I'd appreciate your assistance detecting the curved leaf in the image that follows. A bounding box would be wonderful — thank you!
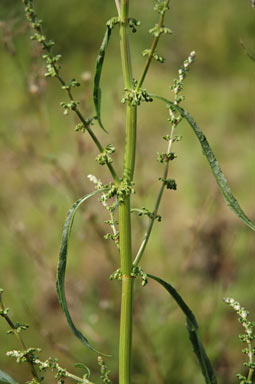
[148,274,217,384]
[0,370,19,384]
[93,26,112,132]
[148,274,198,330]
[151,94,255,231]
[186,319,218,384]
[56,189,109,354]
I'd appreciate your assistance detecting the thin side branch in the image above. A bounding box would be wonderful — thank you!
[0,291,41,382]
[240,39,255,63]
[115,0,121,16]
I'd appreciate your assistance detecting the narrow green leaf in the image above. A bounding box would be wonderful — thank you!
[93,26,112,132]
[56,189,109,355]
[151,94,255,231]
[0,370,19,384]
[148,274,217,384]
[148,274,198,330]
[186,320,218,384]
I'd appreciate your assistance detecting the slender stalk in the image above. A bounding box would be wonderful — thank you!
[0,292,41,383]
[115,0,121,16]
[136,0,170,90]
[133,123,175,267]
[119,276,134,384]
[118,1,137,383]
[123,105,137,181]
[247,341,254,381]
[33,358,95,384]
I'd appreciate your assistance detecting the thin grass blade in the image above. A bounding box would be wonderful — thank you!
[0,370,19,384]
[56,189,109,354]
[93,26,112,132]
[148,274,217,384]
[151,94,255,231]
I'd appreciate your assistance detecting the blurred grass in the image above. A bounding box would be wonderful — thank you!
[0,0,254,383]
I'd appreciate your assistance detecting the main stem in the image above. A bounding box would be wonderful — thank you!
[119,1,137,383]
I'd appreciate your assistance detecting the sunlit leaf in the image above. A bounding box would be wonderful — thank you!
[0,370,19,384]
[57,189,109,354]
[148,274,217,384]
[93,26,112,132]
[151,94,255,231]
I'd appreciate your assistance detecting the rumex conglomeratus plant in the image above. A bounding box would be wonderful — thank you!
[1,1,255,383]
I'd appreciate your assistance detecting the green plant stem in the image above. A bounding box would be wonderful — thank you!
[119,1,132,90]
[132,0,171,267]
[119,276,134,384]
[119,198,133,275]
[0,293,41,383]
[123,105,137,181]
[136,0,170,90]
[115,0,121,17]
[247,368,254,382]
[118,1,136,383]
[247,341,254,382]
[133,123,175,267]
[33,358,95,384]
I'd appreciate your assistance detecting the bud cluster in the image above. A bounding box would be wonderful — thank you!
[96,144,116,166]
[170,51,196,106]
[128,18,141,33]
[142,49,166,64]
[154,0,170,15]
[121,87,153,106]
[149,24,172,38]
[88,175,119,248]
[168,51,196,131]
[131,207,162,222]
[98,356,112,384]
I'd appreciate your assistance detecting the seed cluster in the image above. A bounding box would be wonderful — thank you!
[224,298,255,383]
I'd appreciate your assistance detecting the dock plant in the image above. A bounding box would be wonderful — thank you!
[1,0,255,383]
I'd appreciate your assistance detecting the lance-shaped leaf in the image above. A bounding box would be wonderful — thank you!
[151,94,255,231]
[148,274,217,384]
[0,370,19,384]
[93,26,112,132]
[57,189,109,354]
[186,319,218,384]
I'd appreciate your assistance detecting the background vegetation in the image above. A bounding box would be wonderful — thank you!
[0,1,254,383]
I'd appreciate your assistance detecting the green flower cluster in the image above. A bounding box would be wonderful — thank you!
[96,144,116,166]
[121,87,153,106]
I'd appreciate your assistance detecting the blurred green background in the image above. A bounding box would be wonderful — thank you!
[0,1,254,383]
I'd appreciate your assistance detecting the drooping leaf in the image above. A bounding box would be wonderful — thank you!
[151,94,255,231]
[0,370,19,384]
[186,319,218,384]
[93,26,112,132]
[148,274,198,330]
[148,274,217,384]
[56,189,109,354]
